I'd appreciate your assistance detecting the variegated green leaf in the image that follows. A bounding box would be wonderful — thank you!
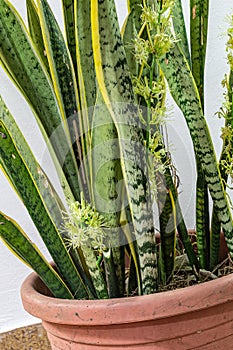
[0,213,74,299]
[38,0,92,201]
[122,10,138,78]
[81,246,108,299]
[74,0,96,196]
[91,0,157,294]
[62,0,77,75]
[210,70,233,268]
[75,0,96,110]
[37,0,79,124]
[0,0,81,201]
[26,0,50,74]
[0,96,65,229]
[189,0,210,269]
[158,189,176,284]
[127,0,143,32]
[196,156,210,269]
[163,167,200,272]
[173,0,191,65]
[91,92,125,297]
[0,119,90,299]
[159,44,233,254]
[190,0,209,107]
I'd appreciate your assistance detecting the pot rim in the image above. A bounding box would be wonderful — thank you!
[21,270,233,326]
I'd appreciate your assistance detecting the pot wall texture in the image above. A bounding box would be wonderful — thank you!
[0,0,232,333]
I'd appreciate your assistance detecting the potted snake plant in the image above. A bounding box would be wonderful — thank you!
[0,0,233,348]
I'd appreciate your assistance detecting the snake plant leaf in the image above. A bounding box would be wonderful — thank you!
[0,213,74,299]
[0,0,59,138]
[210,69,233,269]
[80,245,109,299]
[91,92,125,297]
[173,0,191,66]
[0,96,65,229]
[158,188,176,284]
[122,10,138,78]
[75,0,96,111]
[127,0,143,32]
[196,162,210,269]
[190,0,209,107]
[159,44,233,255]
[37,0,86,196]
[26,0,50,74]
[189,0,210,269]
[74,0,96,192]
[127,0,141,11]
[61,0,77,76]
[163,166,200,272]
[0,0,81,202]
[37,0,79,124]
[0,120,90,299]
[91,0,157,295]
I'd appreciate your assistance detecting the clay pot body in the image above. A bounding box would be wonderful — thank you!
[21,270,233,350]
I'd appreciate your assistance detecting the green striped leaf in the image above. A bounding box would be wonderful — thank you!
[62,0,77,76]
[189,0,210,269]
[26,0,50,74]
[158,189,176,284]
[0,0,81,201]
[173,0,191,65]
[81,246,108,299]
[91,0,157,294]
[190,0,209,107]
[210,70,233,268]
[0,96,65,229]
[37,0,88,199]
[91,92,125,297]
[127,0,143,32]
[74,0,96,196]
[122,10,138,78]
[37,0,79,124]
[75,0,96,110]
[159,44,233,254]
[0,213,74,299]
[196,156,210,269]
[0,119,90,299]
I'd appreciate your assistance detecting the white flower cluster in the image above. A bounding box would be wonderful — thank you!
[61,196,107,252]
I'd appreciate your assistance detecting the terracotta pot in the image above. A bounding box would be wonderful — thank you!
[21,270,233,350]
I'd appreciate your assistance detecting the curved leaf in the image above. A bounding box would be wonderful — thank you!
[0,119,90,299]
[159,44,233,254]
[0,213,74,299]
[0,0,81,201]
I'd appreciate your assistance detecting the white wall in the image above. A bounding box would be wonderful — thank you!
[0,0,232,333]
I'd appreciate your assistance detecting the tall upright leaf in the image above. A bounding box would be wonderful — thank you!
[91,0,157,294]
[173,0,191,65]
[211,70,233,268]
[0,0,81,201]
[190,0,209,107]
[75,0,96,111]
[26,0,50,74]
[74,0,97,194]
[91,93,125,297]
[190,0,210,269]
[62,0,77,75]
[159,44,233,254]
